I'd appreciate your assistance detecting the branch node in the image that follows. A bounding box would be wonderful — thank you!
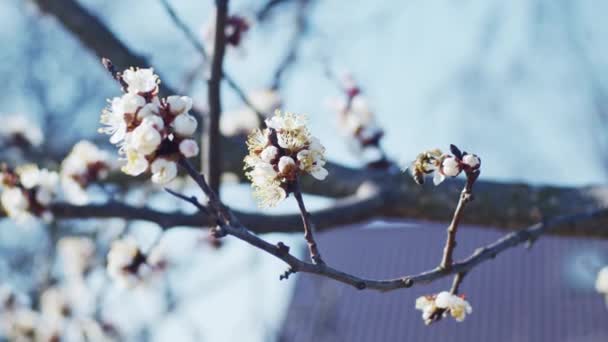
[403,278,413,288]
[276,242,290,255]
[279,267,297,281]
[355,281,366,290]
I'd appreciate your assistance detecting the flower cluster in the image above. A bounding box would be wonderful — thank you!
[244,111,328,207]
[106,238,164,288]
[0,284,112,341]
[407,144,481,186]
[99,67,199,184]
[60,140,115,204]
[330,75,387,165]
[0,164,58,222]
[596,266,608,307]
[415,291,473,324]
[220,88,282,136]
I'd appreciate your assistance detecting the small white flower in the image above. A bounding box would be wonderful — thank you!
[441,156,461,177]
[171,113,197,137]
[260,146,279,163]
[178,139,199,158]
[596,266,608,294]
[107,238,141,287]
[167,95,193,116]
[278,156,296,175]
[150,158,178,184]
[249,89,282,114]
[129,117,163,155]
[415,295,437,322]
[265,112,306,131]
[462,154,481,169]
[220,108,260,136]
[122,68,158,94]
[1,187,30,221]
[0,114,43,146]
[435,291,472,322]
[121,149,149,176]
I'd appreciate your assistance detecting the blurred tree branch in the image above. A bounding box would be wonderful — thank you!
[26,0,608,237]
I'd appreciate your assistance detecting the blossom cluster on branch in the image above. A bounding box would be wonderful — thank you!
[99,67,199,184]
[415,292,473,325]
[407,144,481,186]
[0,164,58,222]
[244,110,328,207]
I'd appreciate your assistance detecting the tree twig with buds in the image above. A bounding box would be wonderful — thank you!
[292,180,325,265]
[440,171,479,269]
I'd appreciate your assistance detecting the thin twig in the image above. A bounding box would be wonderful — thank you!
[439,171,478,269]
[175,158,608,292]
[157,0,265,120]
[450,272,466,295]
[292,180,325,265]
[270,0,308,89]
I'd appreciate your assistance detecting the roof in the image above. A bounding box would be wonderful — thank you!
[278,221,608,342]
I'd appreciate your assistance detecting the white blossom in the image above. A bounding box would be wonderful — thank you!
[171,113,197,137]
[596,266,608,294]
[60,141,113,205]
[1,187,30,222]
[121,149,149,176]
[150,158,178,184]
[220,108,260,136]
[167,95,193,116]
[0,114,43,146]
[435,291,473,322]
[122,68,158,94]
[179,139,199,158]
[415,295,437,322]
[462,154,481,169]
[107,238,141,288]
[129,117,163,155]
[249,89,282,114]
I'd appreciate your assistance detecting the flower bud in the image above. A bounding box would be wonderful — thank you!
[179,139,199,158]
[462,154,480,169]
[278,156,296,175]
[167,96,193,116]
[171,114,197,137]
[441,157,461,177]
[260,146,279,163]
[150,158,178,184]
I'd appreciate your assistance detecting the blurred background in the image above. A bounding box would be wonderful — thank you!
[1,0,608,341]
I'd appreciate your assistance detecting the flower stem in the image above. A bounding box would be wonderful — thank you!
[439,172,479,270]
[292,181,325,265]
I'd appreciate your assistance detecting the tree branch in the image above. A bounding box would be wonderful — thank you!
[203,0,229,195]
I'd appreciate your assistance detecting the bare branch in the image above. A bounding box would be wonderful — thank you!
[439,171,478,269]
[175,158,608,292]
[203,0,229,195]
